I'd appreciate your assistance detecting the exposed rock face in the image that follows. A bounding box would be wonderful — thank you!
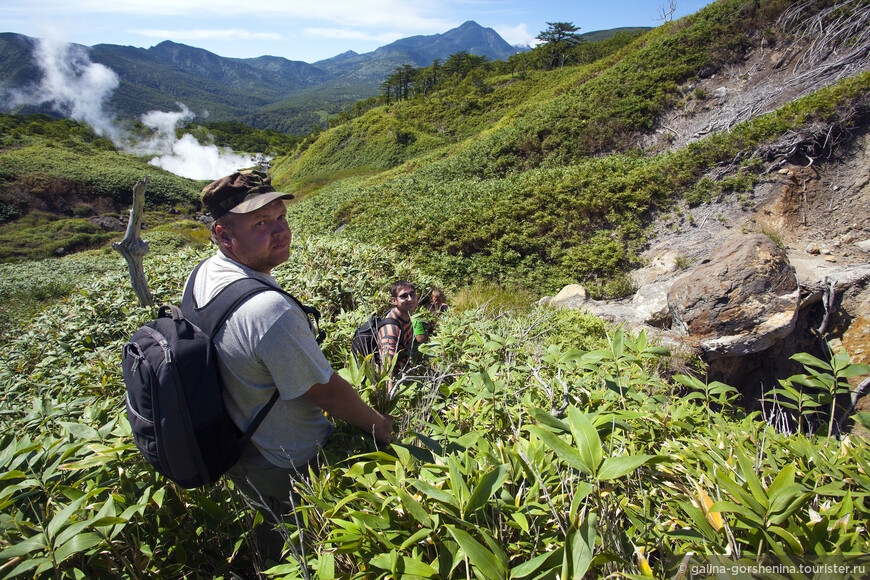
[632,281,671,327]
[831,273,870,370]
[90,215,126,232]
[667,234,799,360]
[546,284,588,309]
[543,228,870,418]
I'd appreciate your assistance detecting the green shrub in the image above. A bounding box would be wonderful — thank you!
[0,236,868,578]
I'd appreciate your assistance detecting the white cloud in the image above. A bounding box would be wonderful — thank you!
[304,28,404,44]
[494,23,537,47]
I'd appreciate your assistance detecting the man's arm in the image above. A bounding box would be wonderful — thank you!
[376,319,400,370]
[412,316,428,344]
[305,371,393,443]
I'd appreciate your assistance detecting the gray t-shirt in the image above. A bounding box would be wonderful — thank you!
[186,252,334,468]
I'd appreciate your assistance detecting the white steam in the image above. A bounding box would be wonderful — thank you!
[6,36,123,143]
[148,133,260,179]
[3,36,260,180]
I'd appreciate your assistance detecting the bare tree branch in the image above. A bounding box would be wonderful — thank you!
[113,177,154,308]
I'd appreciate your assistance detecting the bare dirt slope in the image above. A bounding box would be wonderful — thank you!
[638,6,870,286]
[620,7,870,415]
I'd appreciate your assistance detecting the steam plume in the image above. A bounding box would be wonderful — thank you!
[3,35,260,180]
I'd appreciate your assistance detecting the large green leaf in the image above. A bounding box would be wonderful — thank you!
[790,352,833,371]
[709,500,764,526]
[733,445,769,512]
[54,532,104,565]
[568,512,597,579]
[445,525,506,580]
[526,426,591,475]
[46,495,89,540]
[597,454,656,481]
[448,456,471,506]
[412,480,459,509]
[837,363,870,378]
[766,525,804,553]
[466,464,509,516]
[567,407,602,477]
[766,463,797,512]
[58,421,100,441]
[509,549,563,579]
[526,407,570,433]
[370,551,440,577]
[399,527,433,550]
[396,486,431,526]
[0,536,46,559]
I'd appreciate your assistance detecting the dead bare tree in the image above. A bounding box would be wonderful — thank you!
[658,0,678,23]
[682,0,870,155]
[780,0,870,75]
[113,177,154,307]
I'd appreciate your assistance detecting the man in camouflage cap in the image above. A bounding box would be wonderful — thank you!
[201,170,291,220]
[184,170,392,560]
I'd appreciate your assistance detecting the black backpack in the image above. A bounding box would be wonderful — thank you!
[351,313,400,362]
[122,261,323,488]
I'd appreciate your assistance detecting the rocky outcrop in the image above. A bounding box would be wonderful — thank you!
[667,234,799,360]
[632,281,671,328]
[543,232,870,408]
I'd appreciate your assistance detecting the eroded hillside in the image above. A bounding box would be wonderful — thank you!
[639,0,870,271]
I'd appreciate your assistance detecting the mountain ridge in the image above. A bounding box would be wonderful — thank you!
[0,24,645,134]
[0,22,527,133]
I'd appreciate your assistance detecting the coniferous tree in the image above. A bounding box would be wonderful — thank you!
[536,22,583,70]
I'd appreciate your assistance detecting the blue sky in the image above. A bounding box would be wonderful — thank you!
[4,0,714,63]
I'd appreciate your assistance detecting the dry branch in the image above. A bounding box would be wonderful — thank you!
[113,177,154,308]
[690,0,870,151]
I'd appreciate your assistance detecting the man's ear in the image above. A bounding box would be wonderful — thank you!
[214,224,233,249]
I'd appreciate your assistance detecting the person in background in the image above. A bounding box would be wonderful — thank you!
[376,281,418,375]
[427,287,449,316]
[412,287,449,349]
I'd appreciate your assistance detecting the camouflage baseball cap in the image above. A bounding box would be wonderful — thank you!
[201,170,293,219]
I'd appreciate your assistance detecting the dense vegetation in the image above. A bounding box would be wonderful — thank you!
[274,0,870,297]
[1,232,868,579]
[1,0,869,577]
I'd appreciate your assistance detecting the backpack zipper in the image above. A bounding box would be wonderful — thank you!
[158,339,172,363]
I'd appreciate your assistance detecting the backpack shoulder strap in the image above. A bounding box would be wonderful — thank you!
[182,259,325,342]
[376,316,402,330]
[241,389,280,444]
[182,260,272,337]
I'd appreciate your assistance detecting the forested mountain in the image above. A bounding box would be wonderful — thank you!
[314,20,521,78]
[0,21,529,133]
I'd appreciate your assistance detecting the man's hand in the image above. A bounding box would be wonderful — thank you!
[374,414,394,444]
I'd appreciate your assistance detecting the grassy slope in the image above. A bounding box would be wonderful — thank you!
[274,0,870,297]
[0,115,204,261]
